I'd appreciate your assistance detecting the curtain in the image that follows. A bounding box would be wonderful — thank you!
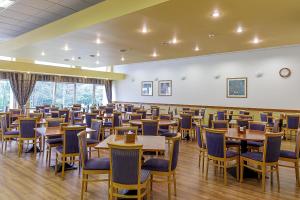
[7,72,38,113]
[105,80,112,103]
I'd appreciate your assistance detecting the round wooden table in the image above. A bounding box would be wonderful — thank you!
[129,119,177,126]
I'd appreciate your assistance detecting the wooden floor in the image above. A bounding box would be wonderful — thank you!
[0,139,299,200]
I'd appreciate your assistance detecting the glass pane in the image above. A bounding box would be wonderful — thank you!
[55,83,74,108]
[0,80,12,111]
[30,81,54,107]
[95,85,105,105]
[76,83,93,106]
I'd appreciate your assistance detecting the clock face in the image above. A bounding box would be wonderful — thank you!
[279,68,291,78]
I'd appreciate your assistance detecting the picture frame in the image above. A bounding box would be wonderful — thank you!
[227,77,247,98]
[158,80,172,96]
[141,81,153,96]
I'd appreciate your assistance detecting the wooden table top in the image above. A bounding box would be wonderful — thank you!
[204,128,265,141]
[173,115,202,120]
[35,126,95,137]
[95,135,166,151]
[12,118,47,125]
[129,119,177,126]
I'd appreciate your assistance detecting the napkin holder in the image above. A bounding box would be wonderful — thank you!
[238,126,246,134]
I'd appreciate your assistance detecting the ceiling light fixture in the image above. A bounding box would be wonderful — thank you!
[41,51,45,56]
[212,9,220,18]
[141,24,148,34]
[0,0,15,8]
[96,60,100,65]
[71,56,75,61]
[170,37,178,44]
[96,52,100,57]
[194,45,200,51]
[96,38,102,44]
[208,33,215,38]
[236,26,243,33]
[121,56,125,62]
[252,37,261,44]
[152,51,158,57]
[63,44,70,51]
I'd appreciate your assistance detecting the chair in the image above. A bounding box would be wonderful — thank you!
[78,131,110,200]
[58,109,69,122]
[55,126,86,179]
[130,113,142,120]
[45,118,65,166]
[141,120,159,136]
[205,128,239,185]
[151,106,160,119]
[70,111,84,125]
[137,110,147,119]
[237,119,252,129]
[114,126,138,135]
[247,121,266,150]
[196,125,207,173]
[87,119,102,158]
[279,130,300,186]
[9,109,22,122]
[0,115,19,154]
[240,133,283,192]
[28,113,43,121]
[105,107,113,114]
[216,110,227,120]
[159,115,177,137]
[142,134,180,200]
[284,115,300,140]
[85,113,97,128]
[18,118,41,157]
[212,120,228,129]
[179,114,195,140]
[108,143,151,200]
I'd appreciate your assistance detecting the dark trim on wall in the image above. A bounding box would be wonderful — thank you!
[113,101,300,113]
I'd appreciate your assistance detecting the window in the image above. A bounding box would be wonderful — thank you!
[76,83,93,106]
[30,81,54,107]
[55,83,75,107]
[0,80,13,111]
[95,85,106,105]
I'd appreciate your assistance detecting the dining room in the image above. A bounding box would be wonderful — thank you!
[0,0,300,200]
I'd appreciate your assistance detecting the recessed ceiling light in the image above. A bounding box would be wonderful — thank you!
[212,9,220,18]
[141,24,148,34]
[208,34,215,38]
[63,44,70,51]
[251,37,261,44]
[194,45,200,51]
[96,52,100,57]
[96,60,99,65]
[236,26,243,33]
[71,56,75,61]
[170,37,178,44]
[41,51,45,56]
[121,56,125,62]
[95,38,102,44]
[0,0,15,8]
[152,51,158,57]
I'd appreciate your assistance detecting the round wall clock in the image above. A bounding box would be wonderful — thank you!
[279,68,291,78]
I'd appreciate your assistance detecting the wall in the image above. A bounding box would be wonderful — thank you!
[113,45,300,110]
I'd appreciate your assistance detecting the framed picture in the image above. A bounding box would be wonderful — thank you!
[158,80,172,96]
[141,81,153,96]
[227,77,247,98]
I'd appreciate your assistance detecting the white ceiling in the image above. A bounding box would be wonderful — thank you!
[0,0,104,41]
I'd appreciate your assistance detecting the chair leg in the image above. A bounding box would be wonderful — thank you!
[202,152,205,174]
[18,140,22,157]
[271,166,274,186]
[276,164,280,192]
[198,150,201,168]
[168,175,171,200]
[147,180,150,200]
[240,159,244,183]
[81,174,85,200]
[262,166,266,192]
[89,147,92,159]
[224,161,227,185]
[61,157,65,179]
[55,153,58,175]
[295,162,300,186]
[150,174,153,190]
[205,157,209,180]
[49,147,52,166]
[236,158,239,181]
[85,174,88,192]
[97,149,100,157]
[173,172,177,196]
[34,140,37,156]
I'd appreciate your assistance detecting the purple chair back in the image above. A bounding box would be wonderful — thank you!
[264,133,282,163]
[47,118,64,127]
[213,120,228,129]
[205,129,226,158]
[126,105,133,112]
[113,113,121,127]
[237,119,250,129]
[217,111,226,120]
[208,113,214,128]
[287,115,300,129]
[142,120,159,136]
[51,112,59,118]
[159,115,171,120]
[63,126,85,154]
[105,107,114,114]
[260,113,268,122]
[90,120,102,140]
[130,114,142,120]
[109,144,142,185]
[59,110,69,122]
[44,107,50,113]
[137,110,147,119]
[85,113,97,128]
[19,119,36,138]
[0,115,7,133]
[193,109,200,116]
[200,109,206,118]
[249,122,266,132]
[196,126,204,148]
[180,114,192,129]
[78,131,89,165]
[170,136,180,171]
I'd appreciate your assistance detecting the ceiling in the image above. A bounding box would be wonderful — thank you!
[0,0,104,41]
[2,0,300,68]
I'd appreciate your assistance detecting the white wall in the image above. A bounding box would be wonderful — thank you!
[113,45,300,110]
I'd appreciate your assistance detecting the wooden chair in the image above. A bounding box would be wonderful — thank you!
[114,126,138,135]
[240,132,283,192]
[196,125,207,173]
[142,134,181,200]
[204,128,239,185]
[141,119,159,136]
[179,114,195,140]
[108,143,151,200]
[87,119,102,158]
[78,131,110,200]
[0,115,19,154]
[279,130,300,186]
[247,121,266,151]
[55,126,86,179]
[284,115,300,140]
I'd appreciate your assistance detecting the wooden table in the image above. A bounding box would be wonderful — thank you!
[129,119,177,126]
[12,118,47,126]
[95,135,165,152]
[173,115,202,120]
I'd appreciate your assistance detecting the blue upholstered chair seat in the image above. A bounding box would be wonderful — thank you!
[140,169,151,183]
[226,140,241,146]
[247,141,263,147]
[56,145,63,153]
[87,138,99,145]
[142,158,169,172]
[280,150,297,159]
[74,117,82,120]
[75,122,86,126]
[160,132,177,137]
[241,152,263,161]
[201,125,208,128]
[159,128,169,133]
[46,138,63,145]
[226,150,239,158]
[103,122,112,127]
[48,135,62,139]
[122,119,130,123]
[84,157,110,170]
[4,130,19,135]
